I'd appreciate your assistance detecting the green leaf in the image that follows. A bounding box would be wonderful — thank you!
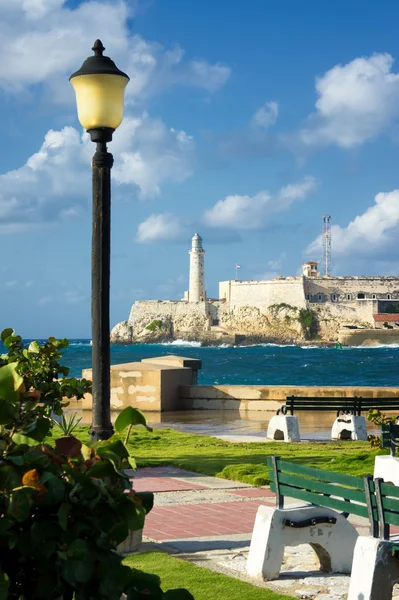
[0,570,9,600]
[96,439,129,460]
[57,503,69,531]
[87,460,116,478]
[0,363,23,402]
[0,464,22,490]
[39,472,66,506]
[0,398,18,425]
[134,492,154,515]
[7,487,35,521]
[12,417,51,446]
[115,406,150,433]
[0,328,13,343]
[28,341,40,354]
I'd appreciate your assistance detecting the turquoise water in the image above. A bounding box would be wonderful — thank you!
[52,340,399,386]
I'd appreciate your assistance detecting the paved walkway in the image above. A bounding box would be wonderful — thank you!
[130,466,399,600]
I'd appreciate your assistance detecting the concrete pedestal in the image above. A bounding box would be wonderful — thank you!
[331,415,368,441]
[374,455,399,486]
[117,529,143,554]
[247,504,358,581]
[266,415,300,442]
[348,536,399,600]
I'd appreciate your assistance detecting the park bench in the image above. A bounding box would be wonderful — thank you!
[348,477,399,600]
[266,395,399,442]
[247,456,378,581]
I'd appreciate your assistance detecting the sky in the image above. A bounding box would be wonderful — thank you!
[2,0,399,338]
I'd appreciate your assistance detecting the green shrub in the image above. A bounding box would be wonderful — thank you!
[268,303,298,312]
[145,320,165,332]
[0,330,191,600]
[297,308,319,339]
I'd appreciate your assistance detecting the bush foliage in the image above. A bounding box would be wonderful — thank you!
[0,330,192,600]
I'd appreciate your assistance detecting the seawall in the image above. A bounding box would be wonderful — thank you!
[180,385,399,411]
[338,328,399,346]
[72,354,399,412]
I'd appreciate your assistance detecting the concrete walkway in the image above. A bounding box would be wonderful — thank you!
[131,466,399,600]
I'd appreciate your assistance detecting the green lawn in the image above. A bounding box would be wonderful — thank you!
[71,426,384,486]
[126,427,383,485]
[125,551,296,600]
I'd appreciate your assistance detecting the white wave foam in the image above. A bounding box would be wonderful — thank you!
[350,343,399,349]
[158,339,202,347]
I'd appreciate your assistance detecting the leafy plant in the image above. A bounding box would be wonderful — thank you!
[297,308,318,339]
[145,320,165,332]
[52,412,82,437]
[268,303,298,313]
[367,409,398,448]
[0,331,193,600]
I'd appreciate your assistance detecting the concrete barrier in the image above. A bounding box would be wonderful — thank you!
[179,384,399,411]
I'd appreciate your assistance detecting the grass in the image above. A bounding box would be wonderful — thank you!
[125,551,296,600]
[71,426,384,486]
[125,427,383,485]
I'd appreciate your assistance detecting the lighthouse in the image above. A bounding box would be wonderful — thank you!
[189,233,206,302]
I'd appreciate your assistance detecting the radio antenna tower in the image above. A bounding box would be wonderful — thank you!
[322,215,332,277]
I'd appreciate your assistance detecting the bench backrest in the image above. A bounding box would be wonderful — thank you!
[282,396,358,416]
[283,396,399,416]
[381,422,399,456]
[357,398,399,415]
[268,456,378,536]
[374,478,399,540]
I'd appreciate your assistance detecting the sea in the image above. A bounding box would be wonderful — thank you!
[49,340,399,386]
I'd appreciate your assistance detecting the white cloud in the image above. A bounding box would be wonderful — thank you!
[300,53,399,148]
[136,213,182,243]
[0,115,195,233]
[204,177,316,229]
[306,189,399,262]
[0,0,230,102]
[113,114,195,197]
[251,101,278,129]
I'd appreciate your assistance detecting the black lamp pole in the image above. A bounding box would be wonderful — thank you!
[70,40,129,442]
[90,127,114,441]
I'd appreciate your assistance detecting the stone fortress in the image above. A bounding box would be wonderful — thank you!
[111,233,399,346]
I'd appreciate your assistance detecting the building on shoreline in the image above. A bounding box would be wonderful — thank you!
[111,233,399,345]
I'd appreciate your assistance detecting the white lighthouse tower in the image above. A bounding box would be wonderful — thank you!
[188,233,206,302]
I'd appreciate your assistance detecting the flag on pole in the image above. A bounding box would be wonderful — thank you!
[235,264,241,280]
[236,264,241,269]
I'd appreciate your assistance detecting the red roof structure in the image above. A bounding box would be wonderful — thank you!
[373,314,399,322]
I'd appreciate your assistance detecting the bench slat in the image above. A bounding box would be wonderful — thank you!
[270,482,369,519]
[274,458,365,489]
[377,508,399,527]
[380,481,399,499]
[381,496,399,513]
[277,471,374,506]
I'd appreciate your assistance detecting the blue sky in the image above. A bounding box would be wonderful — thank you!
[2,0,399,338]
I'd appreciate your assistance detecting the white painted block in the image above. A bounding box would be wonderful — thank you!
[331,414,368,441]
[266,415,300,442]
[348,536,397,600]
[247,505,358,581]
[374,455,399,486]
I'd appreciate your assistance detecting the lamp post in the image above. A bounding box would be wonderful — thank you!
[70,40,129,441]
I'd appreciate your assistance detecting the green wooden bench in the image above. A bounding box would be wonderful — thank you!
[247,456,378,580]
[268,396,367,441]
[279,396,358,416]
[381,423,399,457]
[348,477,399,600]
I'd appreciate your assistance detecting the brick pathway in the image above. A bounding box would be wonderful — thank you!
[144,500,264,540]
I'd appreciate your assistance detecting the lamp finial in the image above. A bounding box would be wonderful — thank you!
[92,40,105,57]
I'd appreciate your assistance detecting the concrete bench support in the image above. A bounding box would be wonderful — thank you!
[266,415,300,442]
[331,415,368,441]
[374,455,399,486]
[246,504,358,581]
[348,536,399,600]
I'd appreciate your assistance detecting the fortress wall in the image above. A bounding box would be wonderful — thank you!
[304,277,399,303]
[222,278,306,309]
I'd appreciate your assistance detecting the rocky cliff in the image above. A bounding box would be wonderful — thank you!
[110,299,368,345]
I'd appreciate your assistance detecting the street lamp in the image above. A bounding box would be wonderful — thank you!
[70,40,129,441]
